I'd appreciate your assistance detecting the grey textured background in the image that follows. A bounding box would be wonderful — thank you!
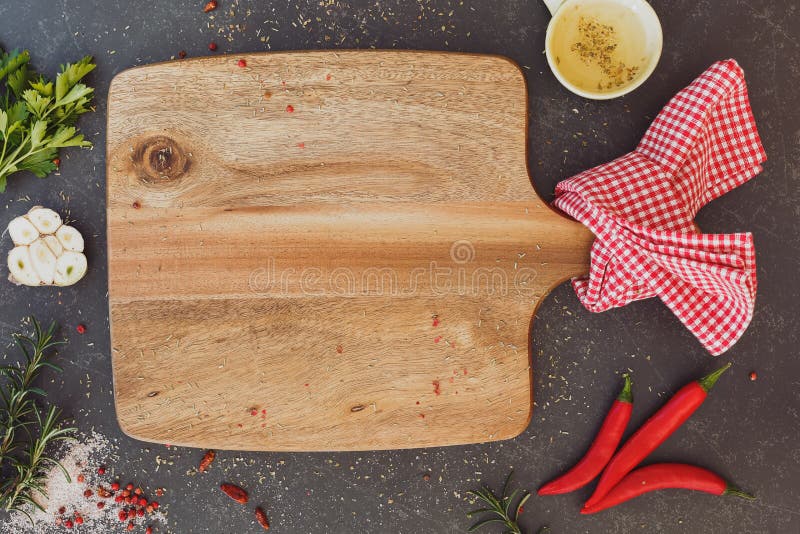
[0,1,798,532]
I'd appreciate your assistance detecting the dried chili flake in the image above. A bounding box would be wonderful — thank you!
[255,507,270,530]
[203,0,218,13]
[77,474,85,483]
[220,483,248,504]
[198,449,216,472]
[432,380,441,395]
[286,105,294,113]
[432,317,440,327]
[178,50,187,59]
[237,59,247,68]
[208,42,218,51]
[433,336,442,343]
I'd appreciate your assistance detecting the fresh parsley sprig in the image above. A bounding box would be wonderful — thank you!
[0,48,95,192]
[0,318,75,520]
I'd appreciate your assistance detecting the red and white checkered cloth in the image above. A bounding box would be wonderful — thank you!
[553,60,766,355]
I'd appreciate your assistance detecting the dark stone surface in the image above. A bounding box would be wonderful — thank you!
[0,1,797,532]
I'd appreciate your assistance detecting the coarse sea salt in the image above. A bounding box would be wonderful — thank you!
[0,431,165,533]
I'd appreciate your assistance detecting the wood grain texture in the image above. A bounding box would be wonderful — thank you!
[106,51,593,451]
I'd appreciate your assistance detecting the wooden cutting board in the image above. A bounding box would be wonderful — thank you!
[106,51,593,451]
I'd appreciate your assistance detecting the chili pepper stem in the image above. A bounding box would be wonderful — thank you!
[724,485,755,500]
[617,374,633,403]
[698,362,732,392]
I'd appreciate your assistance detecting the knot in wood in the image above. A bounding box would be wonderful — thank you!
[133,136,190,184]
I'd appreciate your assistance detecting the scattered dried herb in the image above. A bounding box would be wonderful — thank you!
[571,16,639,91]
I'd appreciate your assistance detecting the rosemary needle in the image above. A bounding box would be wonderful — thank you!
[0,317,75,521]
[466,471,531,534]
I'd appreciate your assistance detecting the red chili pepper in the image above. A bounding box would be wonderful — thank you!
[581,463,754,514]
[584,363,731,509]
[539,375,633,495]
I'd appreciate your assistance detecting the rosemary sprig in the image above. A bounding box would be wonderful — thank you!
[0,318,75,518]
[467,471,531,534]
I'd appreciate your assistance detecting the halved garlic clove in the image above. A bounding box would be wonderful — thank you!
[7,246,42,286]
[29,239,57,285]
[54,251,87,286]
[5,206,88,287]
[27,207,63,234]
[55,224,84,252]
[8,216,39,245]
[43,235,64,257]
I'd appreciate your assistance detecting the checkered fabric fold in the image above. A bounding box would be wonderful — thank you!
[553,60,766,355]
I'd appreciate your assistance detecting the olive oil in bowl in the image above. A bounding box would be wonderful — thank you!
[545,0,662,99]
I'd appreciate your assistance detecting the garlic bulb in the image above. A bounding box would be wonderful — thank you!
[6,207,87,287]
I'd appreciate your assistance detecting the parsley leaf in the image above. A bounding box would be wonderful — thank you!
[0,49,95,192]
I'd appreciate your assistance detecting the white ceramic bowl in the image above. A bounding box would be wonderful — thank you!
[544,0,663,100]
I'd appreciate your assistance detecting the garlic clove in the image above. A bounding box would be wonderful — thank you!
[29,239,57,285]
[27,207,62,234]
[55,224,84,252]
[7,246,42,286]
[7,216,39,246]
[54,251,87,286]
[43,235,64,257]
